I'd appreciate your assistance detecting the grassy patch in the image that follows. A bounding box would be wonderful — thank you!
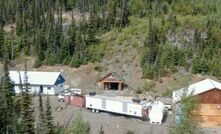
[143,81,155,92]
[94,63,103,72]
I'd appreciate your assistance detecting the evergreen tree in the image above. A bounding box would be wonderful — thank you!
[120,0,129,28]
[37,93,45,134]
[72,114,90,134]
[146,0,158,65]
[34,29,46,68]
[68,16,77,56]
[106,0,118,29]
[87,7,97,44]
[44,95,54,134]
[20,61,35,134]
[170,89,200,134]
[0,56,17,134]
[0,22,3,59]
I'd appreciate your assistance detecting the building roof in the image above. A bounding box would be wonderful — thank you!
[173,78,221,103]
[99,72,125,83]
[9,71,64,86]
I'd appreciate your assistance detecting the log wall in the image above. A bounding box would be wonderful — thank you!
[193,104,221,127]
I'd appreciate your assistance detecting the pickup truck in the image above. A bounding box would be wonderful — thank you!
[57,90,72,102]
[57,89,82,102]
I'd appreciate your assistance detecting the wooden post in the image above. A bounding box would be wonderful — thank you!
[118,82,122,91]
[103,82,105,90]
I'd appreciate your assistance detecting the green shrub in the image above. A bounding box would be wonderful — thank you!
[94,63,103,72]
[192,57,209,74]
[126,130,135,134]
[33,58,42,68]
[162,88,173,97]
[134,88,143,94]
[72,114,90,134]
[143,81,155,92]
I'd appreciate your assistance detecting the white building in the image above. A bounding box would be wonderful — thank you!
[9,71,65,95]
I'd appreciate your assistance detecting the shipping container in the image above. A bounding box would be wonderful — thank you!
[69,95,85,107]
[85,95,150,118]
[64,95,70,104]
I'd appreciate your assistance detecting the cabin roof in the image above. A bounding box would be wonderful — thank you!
[173,78,221,103]
[9,71,65,86]
[99,72,125,83]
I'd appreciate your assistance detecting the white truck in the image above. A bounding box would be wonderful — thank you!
[85,94,150,118]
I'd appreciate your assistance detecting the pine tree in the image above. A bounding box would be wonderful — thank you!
[87,8,96,45]
[120,0,129,28]
[37,93,45,134]
[0,56,17,133]
[72,114,90,134]
[69,15,77,56]
[44,95,54,134]
[0,22,4,59]
[147,0,158,65]
[34,29,46,68]
[106,0,117,29]
[15,1,23,35]
[20,61,35,134]
[170,89,199,134]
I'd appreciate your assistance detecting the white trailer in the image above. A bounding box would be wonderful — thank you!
[85,95,149,118]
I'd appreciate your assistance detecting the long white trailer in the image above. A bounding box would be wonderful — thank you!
[85,95,150,118]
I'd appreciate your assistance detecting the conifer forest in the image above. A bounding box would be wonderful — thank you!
[0,0,221,134]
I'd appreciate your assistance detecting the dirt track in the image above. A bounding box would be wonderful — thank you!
[33,96,172,134]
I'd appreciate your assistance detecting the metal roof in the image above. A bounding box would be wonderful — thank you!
[9,71,64,86]
[173,78,221,103]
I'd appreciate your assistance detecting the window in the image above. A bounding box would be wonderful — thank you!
[47,87,51,90]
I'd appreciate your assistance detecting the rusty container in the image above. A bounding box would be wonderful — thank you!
[64,95,70,104]
[69,95,85,108]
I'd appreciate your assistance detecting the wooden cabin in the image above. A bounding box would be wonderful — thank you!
[98,72,124,90]
[173,79,221,127]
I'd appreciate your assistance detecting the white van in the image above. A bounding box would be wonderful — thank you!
[70,88,81,95]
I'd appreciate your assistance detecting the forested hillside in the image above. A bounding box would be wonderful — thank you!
[1,1,221,134]
[0,0,221,79]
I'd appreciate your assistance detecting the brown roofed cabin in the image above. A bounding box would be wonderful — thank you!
[98,72,124,90]
[173,79,221,128]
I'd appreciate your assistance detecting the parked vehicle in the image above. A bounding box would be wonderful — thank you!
[57,93,65,102]
[64,90,72,96]
[70,88,81,95]
[57,90,72,102]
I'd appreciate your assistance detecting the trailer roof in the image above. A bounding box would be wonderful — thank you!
[85,94,148,105]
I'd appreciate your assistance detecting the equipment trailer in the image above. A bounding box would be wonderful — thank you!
[85,94,150,118]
